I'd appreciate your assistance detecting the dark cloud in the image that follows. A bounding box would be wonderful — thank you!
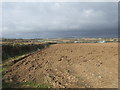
[2,2,118,38]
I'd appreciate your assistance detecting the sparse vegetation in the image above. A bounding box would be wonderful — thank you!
[2,81,51,88]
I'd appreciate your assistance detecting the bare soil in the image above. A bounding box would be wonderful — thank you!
[3,43,118,88]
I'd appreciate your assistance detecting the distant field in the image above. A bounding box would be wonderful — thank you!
[2,43,118,88]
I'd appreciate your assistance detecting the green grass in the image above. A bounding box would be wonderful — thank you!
[2,81,51,88]
[19,82,51,88]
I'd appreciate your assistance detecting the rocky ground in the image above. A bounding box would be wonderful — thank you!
[3,43,118,88]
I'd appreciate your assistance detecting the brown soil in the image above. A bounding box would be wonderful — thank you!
[3,43,118,88]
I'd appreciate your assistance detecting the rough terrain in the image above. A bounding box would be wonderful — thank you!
[3,43,118,88]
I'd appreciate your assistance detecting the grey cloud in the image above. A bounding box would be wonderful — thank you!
[2,2,118,38]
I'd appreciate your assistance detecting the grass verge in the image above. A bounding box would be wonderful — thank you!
[2,81,51,88]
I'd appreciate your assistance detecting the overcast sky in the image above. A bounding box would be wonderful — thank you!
[2,2,118,39]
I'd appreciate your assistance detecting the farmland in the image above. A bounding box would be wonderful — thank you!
[2,38,118,88]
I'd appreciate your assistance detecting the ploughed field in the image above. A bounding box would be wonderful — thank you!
[3,43,118,88]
